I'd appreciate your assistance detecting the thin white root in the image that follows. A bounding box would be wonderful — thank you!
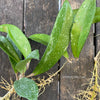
[0,86,14,100]
[74,51,100,100]
[0,77,15,100]
[26,73,34,78]
[37,62,67,96]
[94,34,100,37]
[0,97,3,100]
[0,60,68,99]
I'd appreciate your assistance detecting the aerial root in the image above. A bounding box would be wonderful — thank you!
[74,51,100,100]
[0,61,68,99]
[1,51,100,100]
[0,77,15,100]
[35,62,67,96]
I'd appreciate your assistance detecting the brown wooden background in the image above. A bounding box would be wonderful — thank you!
[0,0,100,100]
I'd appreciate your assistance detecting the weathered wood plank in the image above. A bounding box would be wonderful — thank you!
[96,0,100,99]
[0,0,23,99]
[60,0,94,100]
[96,0,100,54]
[24,0,59,100]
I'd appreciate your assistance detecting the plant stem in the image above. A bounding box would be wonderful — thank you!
[26,62,30,70]
[26,73,34,78]
[15,73,19,80]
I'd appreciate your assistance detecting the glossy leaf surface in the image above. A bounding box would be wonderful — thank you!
[71,0,96,57]
[9,57,18,73]
[14,78,38,100]
[29,33,69,58]
[29,34,50,46]
[0,36,20,62]
[7,35,22,60]
[0,24,31,58]
[7,35,22,73]
[33,0,73,75]
[72,7,100,23]
[15,50,39,73]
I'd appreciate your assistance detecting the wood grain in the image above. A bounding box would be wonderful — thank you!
[60,0,94,100]
[96,0,100,99]
[96,0,100,54]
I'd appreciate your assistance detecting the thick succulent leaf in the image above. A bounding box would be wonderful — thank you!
[15,50,39,73]
[0,36,20,62]
[7,35,22,60]
[29,33,69,58]
[33,0,73,75]
[0,24,31,58]
[0,35,22,73]
[71,0,96,57]
[14,78,38,100]
[72,7,100,23]
[29,34,50,46]
[9,57,18,73]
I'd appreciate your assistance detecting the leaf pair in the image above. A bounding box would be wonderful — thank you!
[0,36,20,62]
[30,0,97,58]
[29,0,96,75]
[0,35,21,72]
[0,24,39,73]
[0,24,31,58]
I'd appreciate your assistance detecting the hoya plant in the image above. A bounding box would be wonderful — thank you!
[0,0,100,100]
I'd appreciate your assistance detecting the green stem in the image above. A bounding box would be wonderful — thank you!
[73,7,100,23]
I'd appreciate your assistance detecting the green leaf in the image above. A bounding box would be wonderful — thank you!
[7,35,23,73]
[0,36,20,62]
[29,33,50,46]
[33,0,73,75]
[9,57,18,73]
[63,51,69,58]
[0,24,31,58]
[95,7,100,16]
[71,0,96,57]
[7,35,22,60]
[93,15,100,24]
[29,33,69,58]
[15,50,39,73]
[14,78,38,100]
[71,7,100,24]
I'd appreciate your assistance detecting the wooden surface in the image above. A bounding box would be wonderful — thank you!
[96,0,100,99]
[0,0,100,100]
[96,0,100,54]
